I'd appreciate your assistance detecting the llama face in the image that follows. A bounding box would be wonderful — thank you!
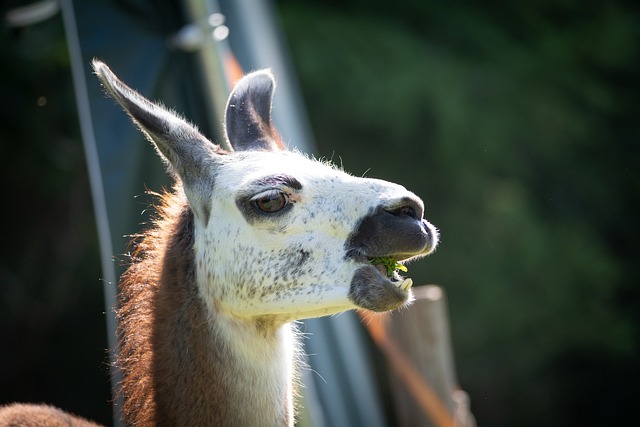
[93,61,438,324]
[196,150,437,320]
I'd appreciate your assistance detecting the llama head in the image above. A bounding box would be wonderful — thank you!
[93,60,438,325]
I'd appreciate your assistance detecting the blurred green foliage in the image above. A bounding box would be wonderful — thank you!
[278,0,639,425]
[0,1,637,426]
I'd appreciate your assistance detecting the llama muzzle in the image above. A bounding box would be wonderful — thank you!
[345,198,439,311]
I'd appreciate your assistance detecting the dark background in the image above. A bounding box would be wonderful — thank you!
[1,1,638,426]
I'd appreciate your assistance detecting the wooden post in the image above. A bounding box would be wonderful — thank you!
[364,285,476,427]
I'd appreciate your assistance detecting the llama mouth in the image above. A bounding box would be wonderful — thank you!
[348,257,414,312]
[369,259,413,291]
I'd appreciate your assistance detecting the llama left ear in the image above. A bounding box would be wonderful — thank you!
[93,59,219,223]
[225,69,280,152]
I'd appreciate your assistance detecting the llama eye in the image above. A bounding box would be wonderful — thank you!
[254,191,289,213]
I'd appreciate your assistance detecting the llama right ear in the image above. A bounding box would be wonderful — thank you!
[92,59,219,222]
[225,70,280,152]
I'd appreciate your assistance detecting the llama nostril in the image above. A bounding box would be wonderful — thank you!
[386,200,422,220]
[385,206,415,219]
[396,205,417,219]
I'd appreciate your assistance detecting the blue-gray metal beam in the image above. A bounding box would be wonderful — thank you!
[59,1,122,425]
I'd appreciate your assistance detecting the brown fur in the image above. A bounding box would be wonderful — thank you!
[117,187,205,425]
[0,403,100,427]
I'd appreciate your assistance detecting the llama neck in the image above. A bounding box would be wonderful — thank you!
[117,200,297,426]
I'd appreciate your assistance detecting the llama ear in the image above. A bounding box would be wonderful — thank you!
[225,69,280,152]
[92,59,218,222]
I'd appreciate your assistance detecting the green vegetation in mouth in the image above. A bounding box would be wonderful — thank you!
[369,257,408,278]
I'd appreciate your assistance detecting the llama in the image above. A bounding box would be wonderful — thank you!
[0,61,438,426]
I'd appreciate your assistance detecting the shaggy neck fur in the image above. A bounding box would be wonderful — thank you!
[117,187,298,426]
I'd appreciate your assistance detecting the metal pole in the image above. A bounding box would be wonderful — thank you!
[175,0,233,149]
[59,1,123,425]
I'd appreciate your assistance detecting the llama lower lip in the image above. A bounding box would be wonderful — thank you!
[348,265,412,312]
